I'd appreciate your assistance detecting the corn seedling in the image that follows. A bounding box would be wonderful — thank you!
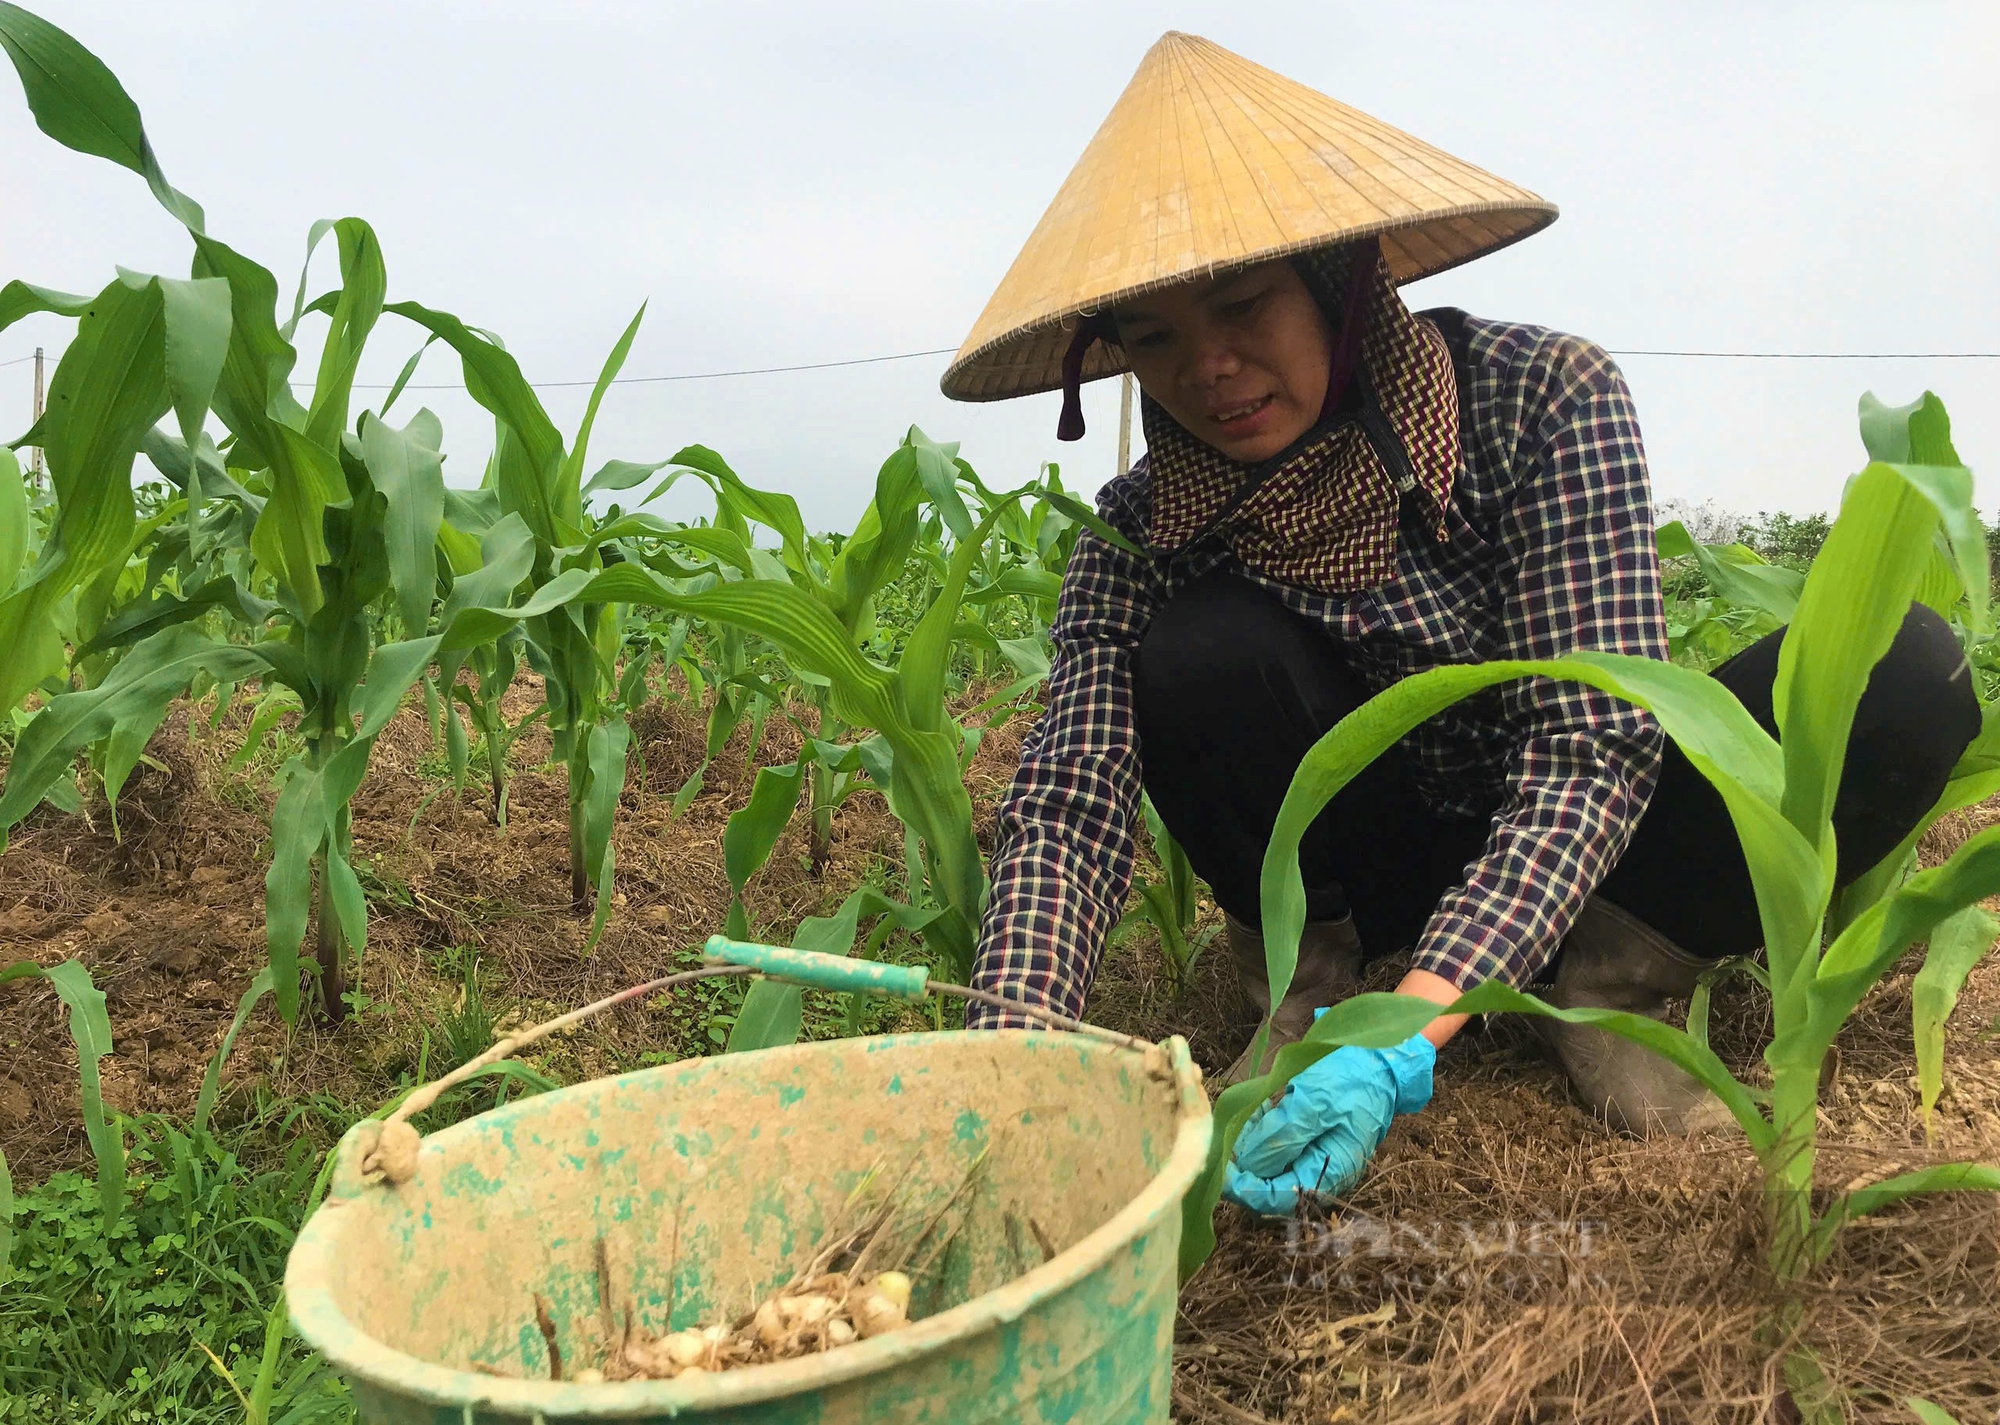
[0,959,122,1228]
[1112,793,1211,996]
[1181,393,2000,1418]
[0,12,581,1017]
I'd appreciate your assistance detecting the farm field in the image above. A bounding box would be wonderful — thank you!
[4,5,2000,1424]
[4,663,1999,1421]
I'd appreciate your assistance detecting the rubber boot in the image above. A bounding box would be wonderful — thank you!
[1219,912,1363,1086]
[1539,896,1735,1135]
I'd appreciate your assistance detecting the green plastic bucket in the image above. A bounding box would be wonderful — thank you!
[287,1029,1211,1423]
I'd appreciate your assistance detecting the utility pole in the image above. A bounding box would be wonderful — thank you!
[28,346,45,490]
[1116,371,1134,478]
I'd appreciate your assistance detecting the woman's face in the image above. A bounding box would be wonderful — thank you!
[1112,260,1334,463]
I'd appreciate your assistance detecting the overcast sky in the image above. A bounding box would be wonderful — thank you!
[3,1,1996,532]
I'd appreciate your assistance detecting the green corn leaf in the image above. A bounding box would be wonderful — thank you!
[0,274,170,716]
[1911,906,1999,1132]
[39,959,125,1229]
[76,574,278,659]
[142,426,263,519]
[249,424,345,618]
[304,219,386,448]
[189,232,309,456]
[825,446,923,634]
[1686,956,1771,1050]
[995,635,1052,682]
[226,685,303,771]
[0,277,92,334]
[669,445,813,566]
[1693,541,1802,623]
[567,564,900,725]
[1912,539,1965,620]
[1808,1161,2000,1265]
[0,445,25,597]
[650,523,762,575]
[963,565,1065,606]
[1858,395,1987,632]
[1858,392,1923,462]
[358,408,447,634]
[723,759,807,898]
[386,301,565,541]
[1041,488,1147,557]
[325,847,369,960]
[421,674,443,745]
[897,491,1036,733]
[1808,826,2000,1055]
[1654,519,1699,560]
[156,273,231,458]
[0,625,270,845]
[582,458,675,500]
[437,513,536,637]
[1906,1399,1965,1425]
[1142,792,1198,929]
[379,334,441,419]
[98,696,172,836]
[581,717,631,954]
[1772,460,1949,843]
[317,637,445,810]
[192,967,275,1137]
[908,426,976,542]
[279,218,338,340]
[1180,990,1446,1278]
[1255,651,1787,1031]
[670,765,707,820]
[0,2,204,230]
[556,301,646,521]
[1833,766,2000,932]
[1892,462,1989,636]
[1948,702,2000,779]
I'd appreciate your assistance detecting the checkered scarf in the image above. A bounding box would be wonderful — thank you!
[1144,244,1462,594]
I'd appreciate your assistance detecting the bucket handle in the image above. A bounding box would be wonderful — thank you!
[353,936,1155,1186]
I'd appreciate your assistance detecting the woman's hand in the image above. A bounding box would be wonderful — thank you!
[1220,1030,1436,1216]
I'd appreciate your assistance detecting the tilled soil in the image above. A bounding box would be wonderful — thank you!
[2,686,1997,1421]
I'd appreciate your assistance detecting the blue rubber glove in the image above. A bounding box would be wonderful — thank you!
[1221,1026,1436,1217]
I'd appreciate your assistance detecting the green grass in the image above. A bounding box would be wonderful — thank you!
[0,1113,349,1424]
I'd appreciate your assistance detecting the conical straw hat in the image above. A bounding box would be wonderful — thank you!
[942,32,1557,403]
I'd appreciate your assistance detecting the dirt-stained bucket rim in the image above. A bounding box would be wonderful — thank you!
[286,1028,1213,1416]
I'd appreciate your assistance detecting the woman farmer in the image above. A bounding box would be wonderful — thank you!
[941,34,1979,1214]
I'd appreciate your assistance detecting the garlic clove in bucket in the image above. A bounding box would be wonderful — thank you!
[869,1271,912,1311]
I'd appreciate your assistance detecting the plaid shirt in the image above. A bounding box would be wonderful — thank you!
[968,308,1668,1027]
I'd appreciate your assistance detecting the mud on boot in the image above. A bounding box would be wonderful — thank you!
[1538,896,1736,1136]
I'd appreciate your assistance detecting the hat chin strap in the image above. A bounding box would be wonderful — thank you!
[1057,314,1115,441]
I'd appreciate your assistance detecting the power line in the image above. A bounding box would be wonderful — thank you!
[347,345,964,391]
[5,344,2000,391]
